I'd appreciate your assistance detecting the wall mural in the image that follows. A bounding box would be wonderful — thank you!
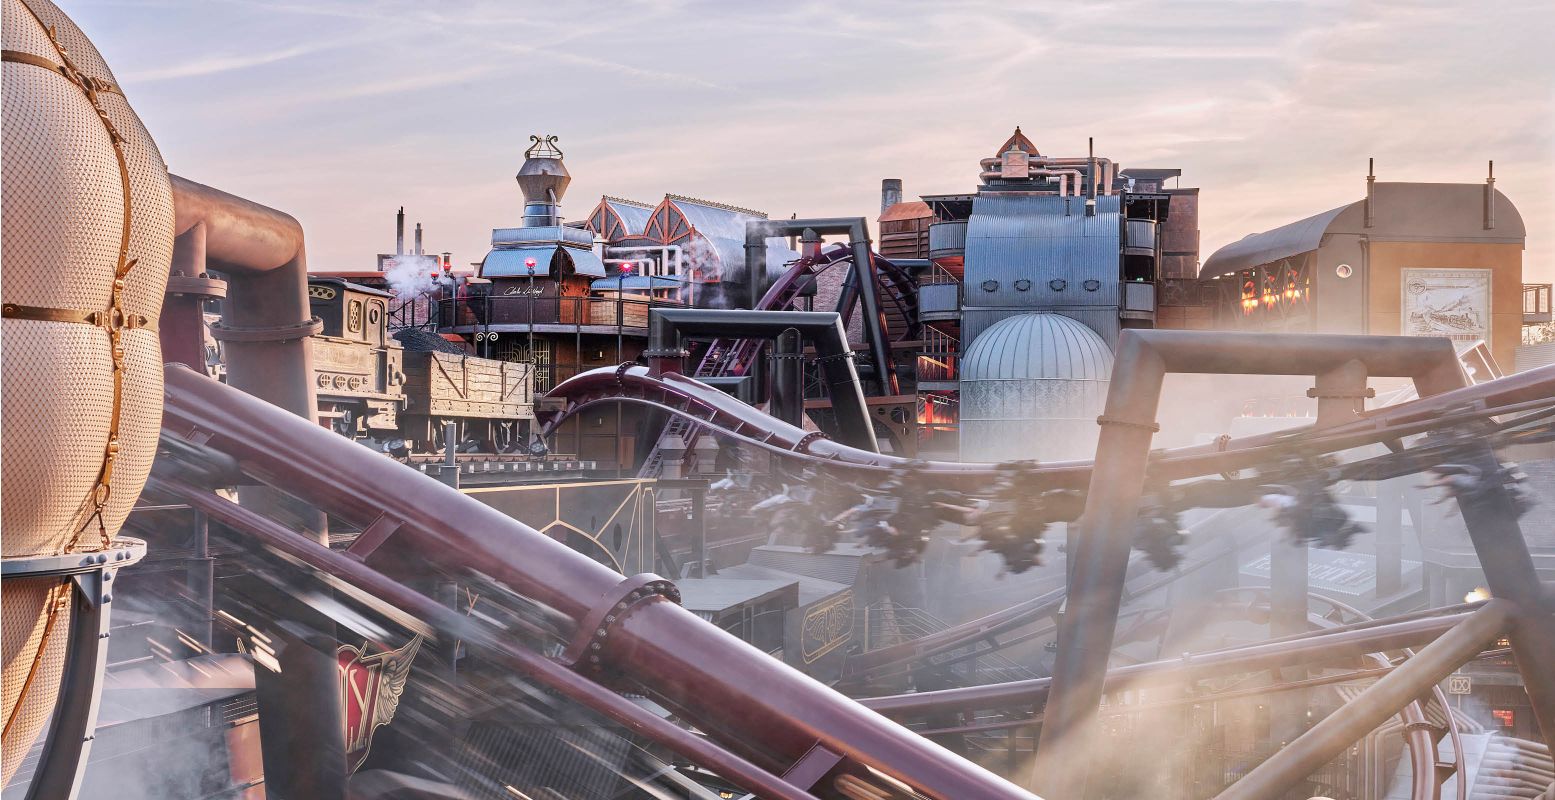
[1401,268,1492,347]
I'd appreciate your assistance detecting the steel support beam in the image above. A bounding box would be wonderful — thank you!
[744,218,896,395]
[150,477,820,800]
[1030,331,1466,798]
[864,607,1475,718]
[644,308,878,452]
[1452,448,1555,752]
[1215,601,1510,800]
[160,365,1033,800]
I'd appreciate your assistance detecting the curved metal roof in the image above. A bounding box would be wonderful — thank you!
[1201,203,1353,278]
[481,246,558,278]
[961,313,1113,383]
[559,245,607,277]
[606,199,653,236]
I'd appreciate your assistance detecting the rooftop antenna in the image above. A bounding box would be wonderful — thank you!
[1484,160,1496,230]
[1364,158,1375,229]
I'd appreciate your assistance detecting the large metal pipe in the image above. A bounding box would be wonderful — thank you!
[1030,330,1467,798]
[160,364,1032,800]
[543,359,1555,492]
[645,308,879,452]
[170,175,320,423]
[1215,601,1511,800]
[148,475,821,800]
[169,175,339,799]
[744,218,896,395]
[862,608,1477,718]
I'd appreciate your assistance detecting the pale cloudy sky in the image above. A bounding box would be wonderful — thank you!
[74,0,1554,279]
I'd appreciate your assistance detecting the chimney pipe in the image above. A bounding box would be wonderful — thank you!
[881,178,903,215]
[1484,160,1496,230]
[415,222,423,255]
[396,206,405,255]
[1364,159,1375,229]
[1086,137,1098,216]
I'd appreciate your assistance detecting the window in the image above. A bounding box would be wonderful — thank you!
[1492,708,1515,728]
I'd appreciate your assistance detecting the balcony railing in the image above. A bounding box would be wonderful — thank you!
[927,220,968,262]
[414,293,682,332]
[1525,283,1552,325]
[916,327,959,383]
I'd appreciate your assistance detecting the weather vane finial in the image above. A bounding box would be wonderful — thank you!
[525,134,562,159]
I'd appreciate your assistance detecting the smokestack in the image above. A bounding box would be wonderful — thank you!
[414,222,423,255]
[1364,158,1375,229]
[1484,160,1496,230]
[516,134,570,228]
[881,178,903,215]
[396,206,405,255]
[1086,137,1097,216]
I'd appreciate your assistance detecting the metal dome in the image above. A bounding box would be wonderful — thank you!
[959,313,1113,462]
[961,313,1113,383]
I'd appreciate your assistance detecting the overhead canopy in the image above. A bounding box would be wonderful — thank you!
[589,275,685,291]
[1201,204,1353,278]
[559,245,607,277]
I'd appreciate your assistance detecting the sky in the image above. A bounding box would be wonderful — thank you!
[72,0,1555,279]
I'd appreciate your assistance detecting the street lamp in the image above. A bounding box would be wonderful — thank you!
[525,256,537,378]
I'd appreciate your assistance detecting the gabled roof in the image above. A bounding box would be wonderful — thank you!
[586,195,654,241]
[994,126,1039,157]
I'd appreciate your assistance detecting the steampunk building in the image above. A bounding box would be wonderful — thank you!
[883,127,1201,459]
[1201,162,1528,369]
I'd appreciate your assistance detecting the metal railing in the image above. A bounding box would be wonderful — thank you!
[917,327,959,383]
[426,292,680,331]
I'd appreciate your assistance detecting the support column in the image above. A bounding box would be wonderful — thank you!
[1376,477,1404,597]
[1216,601,1510,800]
[770,327,804,428]
[1454,449,1555,752]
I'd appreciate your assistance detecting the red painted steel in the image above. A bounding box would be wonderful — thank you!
[160,364,1038,800]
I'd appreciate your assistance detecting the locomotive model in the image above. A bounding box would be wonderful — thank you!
[307,277,535,454]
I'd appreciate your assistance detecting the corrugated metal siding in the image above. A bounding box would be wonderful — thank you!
[1515,342,1555,373]
[963,194,1123,312]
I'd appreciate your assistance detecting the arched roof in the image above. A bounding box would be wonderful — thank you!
[1202,183,1526,278]
[962,313,1113,383]
[586,196,654,241]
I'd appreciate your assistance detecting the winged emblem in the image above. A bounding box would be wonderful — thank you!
[337,634,424,772]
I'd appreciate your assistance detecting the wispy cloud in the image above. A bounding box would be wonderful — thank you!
[119,42,325,82]
[72,0,1553,279]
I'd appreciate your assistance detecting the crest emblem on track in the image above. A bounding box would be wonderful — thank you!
[337,634,423,772]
